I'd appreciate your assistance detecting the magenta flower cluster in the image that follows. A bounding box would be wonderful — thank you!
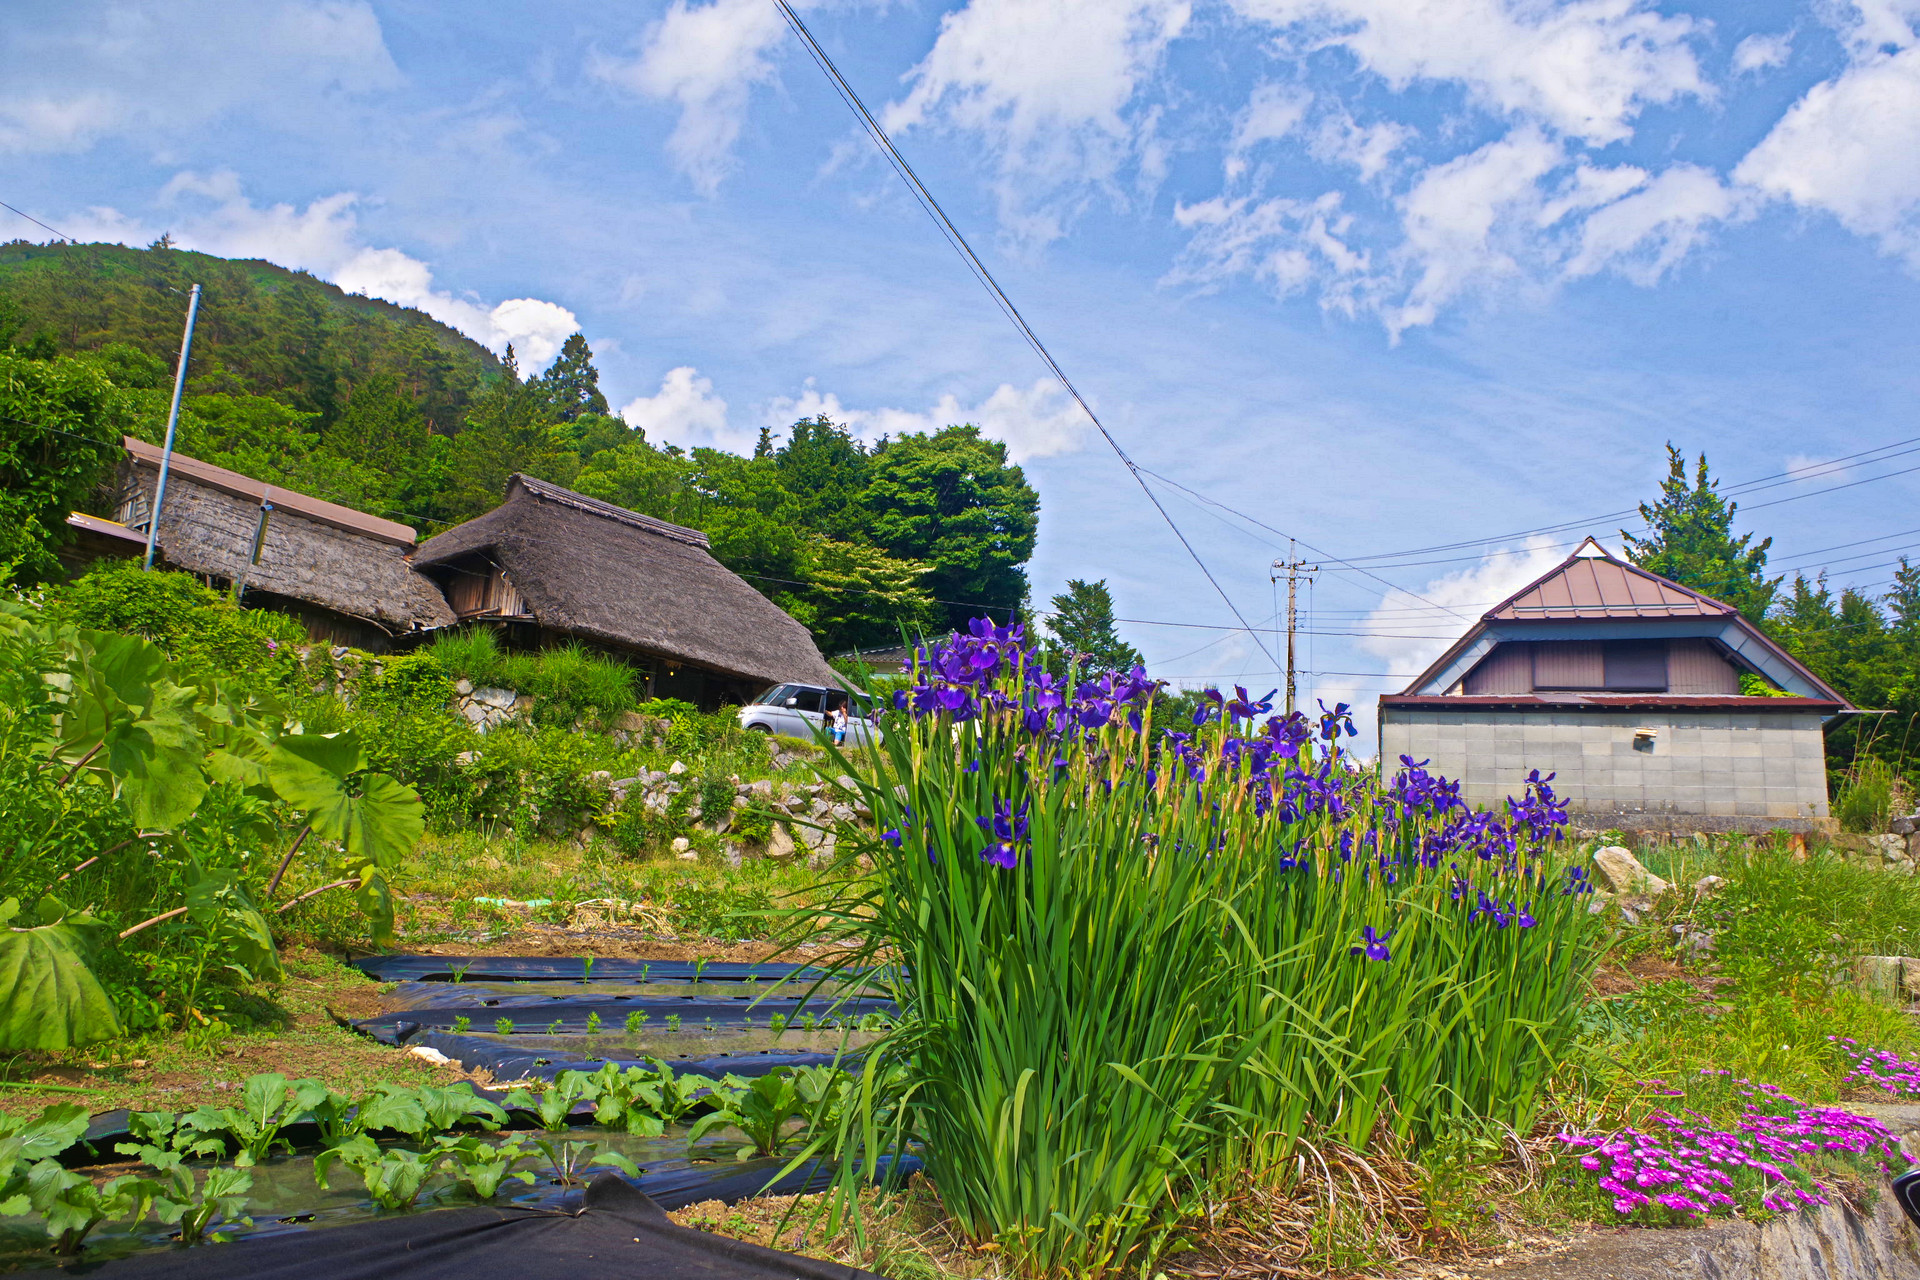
[1558,1074,1910,1221]
[1833,1037,1920,1096]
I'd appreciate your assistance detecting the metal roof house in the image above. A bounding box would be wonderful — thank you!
[413,474,841,710]
[116,437,455,647]
[1377,538,1850,830]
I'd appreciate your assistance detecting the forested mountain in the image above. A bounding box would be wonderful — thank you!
[0,241,1039,653]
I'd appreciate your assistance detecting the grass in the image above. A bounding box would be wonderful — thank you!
[0,949,469,1116]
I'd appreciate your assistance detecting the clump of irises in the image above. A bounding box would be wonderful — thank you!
[1832,1037,1920,1096]
[1558,1071,1910,1222]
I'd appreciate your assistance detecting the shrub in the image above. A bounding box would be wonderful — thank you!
[359,652,455,715]
[48,562,306,688]
[1834,756,1899,834]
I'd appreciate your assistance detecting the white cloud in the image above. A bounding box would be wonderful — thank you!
[1227,82,1313,181]
[1732,31,1794,75]
[616,370,1090,462]
[1388,127,1563,335]
[1357,536,1569,675]
[1564,164,1746,283]
[1310,111,1415,181]
[590,0,791,196]
[620,366,743,449]
[59,172,579,368]
[0,0,399,154]
[1169,191,1371,307]
[1227,0,1708,146]
[1734,43,1920,267]
[883,0,1191,243]
[767,377,1092,462]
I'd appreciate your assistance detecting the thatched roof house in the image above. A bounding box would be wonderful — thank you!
[117,437,454,647]
[414,474,839,708]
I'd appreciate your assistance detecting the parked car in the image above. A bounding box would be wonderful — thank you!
[737,683,884,745]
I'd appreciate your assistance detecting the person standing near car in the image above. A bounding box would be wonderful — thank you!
[832,702,849,745]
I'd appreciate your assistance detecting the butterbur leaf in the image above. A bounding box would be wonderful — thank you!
[353,867,397,947]
[0,903,123,1050]
[270,734,424,867]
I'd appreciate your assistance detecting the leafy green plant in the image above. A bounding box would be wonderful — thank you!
[496,1017,514,1035]
[432,1134,536,1199]
[0,896,124,1049]
[504,1073,592,1133]
[528,1137,641,1186]
[665,1013,681,1031]
[178,1073,332,1167]
[687,1070,810,1160]
[453,1015,471,1033]
[626,1010,647,1033]
[23,1161,152,1254]
[315,1136,436,1211]
[414,1083,507,1134]
[585,1011,602,1034]
[150,1164,254,1245]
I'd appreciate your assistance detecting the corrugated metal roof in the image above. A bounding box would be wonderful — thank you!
[1484,539,1734,621]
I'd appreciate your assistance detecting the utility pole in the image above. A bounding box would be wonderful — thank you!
[1270,541,1318,716]
[143,283,201,571]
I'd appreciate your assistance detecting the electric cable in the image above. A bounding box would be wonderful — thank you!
[768,0,1277,665]
[0,200,74,244]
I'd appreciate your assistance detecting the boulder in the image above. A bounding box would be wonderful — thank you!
[670,836,696,861]
[1593,846,1669,897]
[749,779,773,798]
[1870,833,1909,862]
[454,677,473,696]
[1891,813,1919,835]
[668,760,688,776]
[767,823,797,860]
[1692,874,1727,896]
[472,686,517,711]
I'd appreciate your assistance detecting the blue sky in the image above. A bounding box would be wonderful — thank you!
[6,0,1920,743]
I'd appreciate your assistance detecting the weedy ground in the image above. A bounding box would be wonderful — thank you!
[8,831,1920,1279]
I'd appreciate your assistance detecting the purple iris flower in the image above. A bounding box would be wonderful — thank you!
[880,829,903,848]
[1350,926,1394,962]
[1317,699,1358,741]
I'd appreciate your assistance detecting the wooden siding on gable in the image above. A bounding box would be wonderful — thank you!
[445,560,529,619]
[1668,638,1739,695]
[1464,643,1533,694]
[1532,641,1605,689]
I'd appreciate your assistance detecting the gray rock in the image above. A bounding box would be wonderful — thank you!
[454,677,473,696]
[834,775,857,792]
[1891,812,1918,835]
[828,803,857,824]
[749,779,773,798]
[670,836,695,860]
[1870,833,1909,861]
[1692,874,1727,896]
[454,751,479,766]
[767,823,797,860]
[1593,845,1669,896]
[797,822,830,850]
[668,760,688,776]
[471,686,517,711]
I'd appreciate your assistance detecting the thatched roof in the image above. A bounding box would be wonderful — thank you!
[121,438,455,633]
[415,474,840,687]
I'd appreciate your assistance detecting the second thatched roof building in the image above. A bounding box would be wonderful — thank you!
[413,474,840,708]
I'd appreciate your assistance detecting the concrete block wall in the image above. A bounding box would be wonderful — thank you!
[1378,708,1829,821]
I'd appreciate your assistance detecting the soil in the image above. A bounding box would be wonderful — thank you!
[0,947,479,1117]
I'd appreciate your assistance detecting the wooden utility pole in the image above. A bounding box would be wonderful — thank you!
[1271,542,1318,716]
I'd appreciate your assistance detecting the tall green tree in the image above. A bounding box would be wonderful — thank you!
[1043,578,1143,674]
[444,347,563,518]
[1622,445,1780,622]
[328,374,429,467]
[530,333,609,422]
[865,425,1040,631]
[773,415,870,541]
[0,351,127,581]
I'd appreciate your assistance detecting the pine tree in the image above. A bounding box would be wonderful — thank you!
[1621,445,1780,622]
[530,333,608,422]
[1044,579,1143,674]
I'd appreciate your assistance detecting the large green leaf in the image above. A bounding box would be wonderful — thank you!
[269,734,423,867]
[107,680,207,829]
[0,900,123,1051]
[267,732,367,803]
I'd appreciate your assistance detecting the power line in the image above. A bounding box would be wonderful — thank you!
[768,0,1276,666]
[0,199,74,244]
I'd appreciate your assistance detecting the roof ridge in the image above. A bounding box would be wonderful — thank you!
[509,474,710,549]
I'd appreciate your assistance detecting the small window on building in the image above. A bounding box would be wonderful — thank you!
[1603,640,1667,692]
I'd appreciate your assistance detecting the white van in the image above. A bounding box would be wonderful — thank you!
[737,683,884,746]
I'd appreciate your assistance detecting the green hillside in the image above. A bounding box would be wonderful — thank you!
[0,241,1040,652]
[0,240,500,432]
